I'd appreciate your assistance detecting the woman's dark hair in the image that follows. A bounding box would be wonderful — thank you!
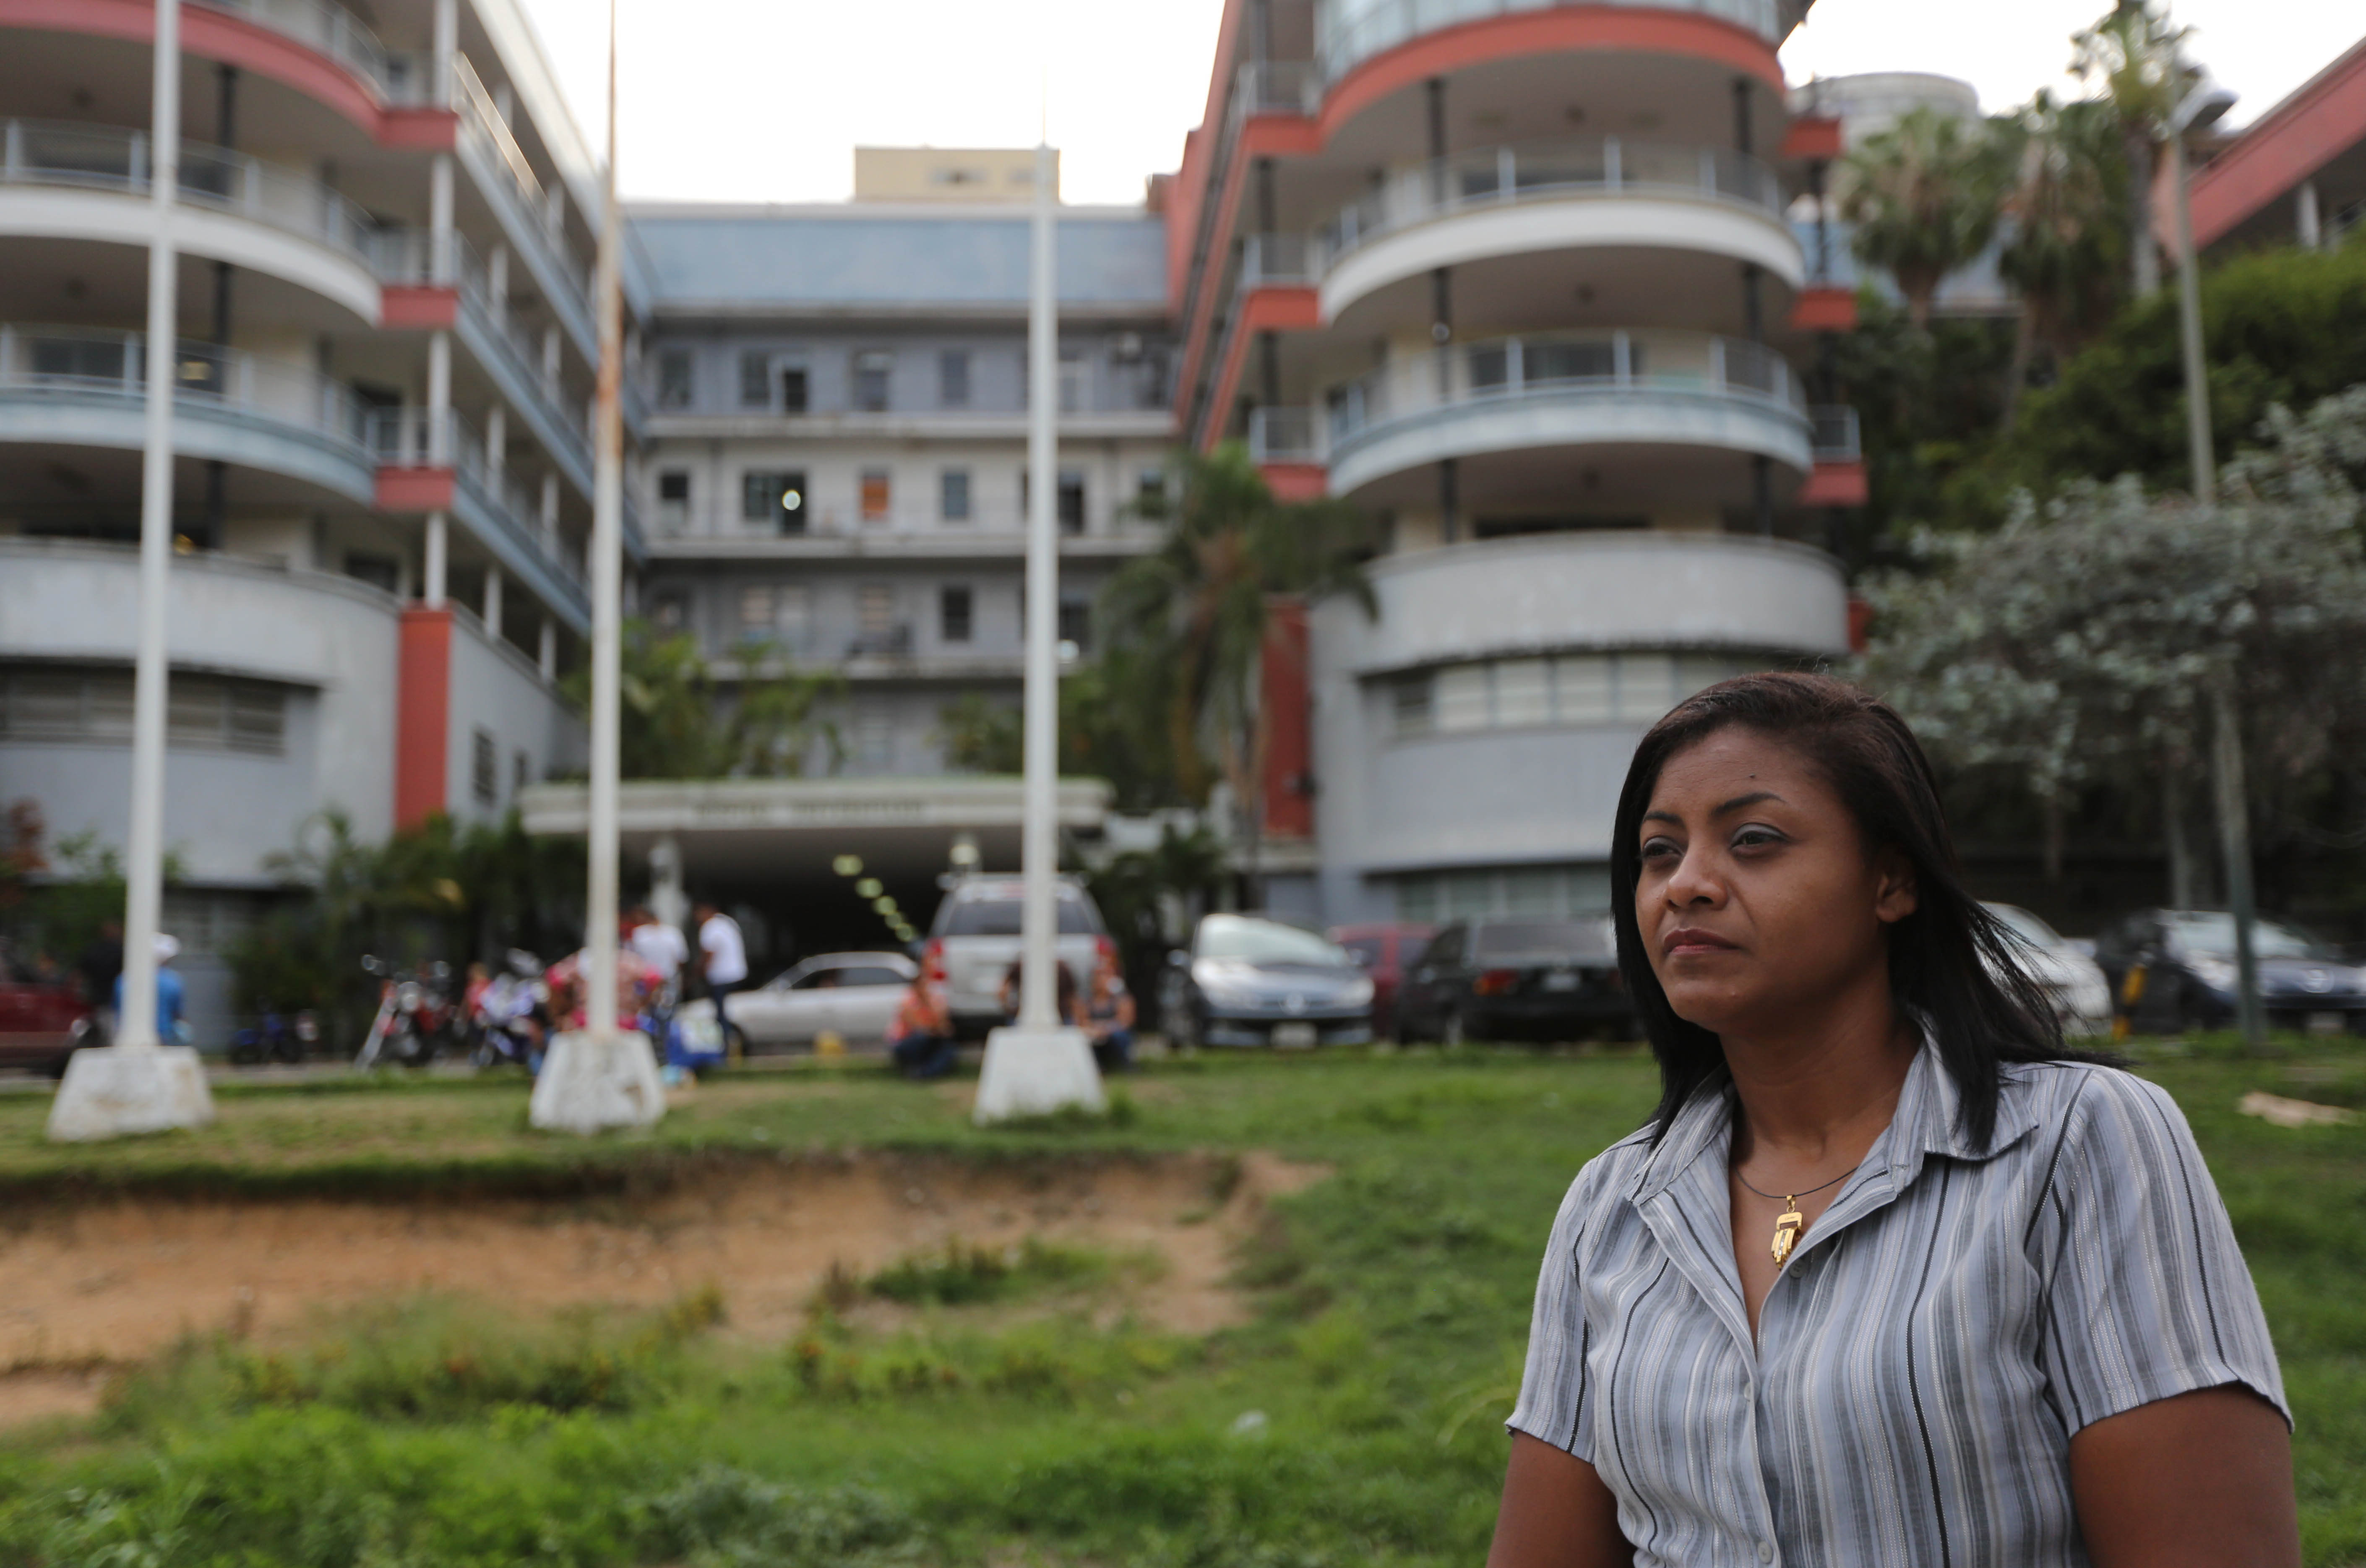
[1610,671,2092,1152]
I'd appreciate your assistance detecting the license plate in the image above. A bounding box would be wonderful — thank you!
[1270,1022,1318,1049]
[2307,1012,2346,1036]
[1543,969,1579,992]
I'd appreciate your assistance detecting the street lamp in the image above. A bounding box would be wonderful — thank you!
[2165,73,2266,1051]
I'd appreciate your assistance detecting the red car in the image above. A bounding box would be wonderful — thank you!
[0,956,99,1076]
[1326,922,1436,1042]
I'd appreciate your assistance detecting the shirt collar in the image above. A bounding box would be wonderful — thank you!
[1628,1038,2041,1206]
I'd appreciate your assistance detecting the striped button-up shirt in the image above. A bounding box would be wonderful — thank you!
[1508,1048,2287,1567]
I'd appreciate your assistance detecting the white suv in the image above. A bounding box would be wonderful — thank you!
[923,877,1113,1039]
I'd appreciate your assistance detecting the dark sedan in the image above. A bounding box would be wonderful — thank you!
[1396,918,1631,1044]
[1327,922,1435,1042]
[1163,915,1374,1049]
[2092,909,2366,1034]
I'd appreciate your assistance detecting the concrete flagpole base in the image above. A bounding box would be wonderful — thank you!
[529,1029,665,1134]
[47,1046,215,1142]
[973,1025,1106,1125]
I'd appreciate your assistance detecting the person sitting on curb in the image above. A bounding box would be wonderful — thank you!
[112,932,186,1044]
[887,964,958,1081]
[1082,949,1136,1073]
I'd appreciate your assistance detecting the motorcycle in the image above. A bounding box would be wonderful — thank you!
[355,956,455,1069]
[228,1008,319,1067]
[468,950,549,1072]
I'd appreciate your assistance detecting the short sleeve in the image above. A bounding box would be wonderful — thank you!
[1506,1155,1620,1461]
[2037,1070,2289,1434]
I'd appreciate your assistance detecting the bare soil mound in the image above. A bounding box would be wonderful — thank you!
[0,1150,1326,1423]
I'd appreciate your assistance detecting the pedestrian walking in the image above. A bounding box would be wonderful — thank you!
[112,932,185,1043]
[694,899,749,1058]
[1487,673,2294,1568]
[626,905,690,1007]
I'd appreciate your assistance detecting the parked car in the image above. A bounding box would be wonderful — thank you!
[1396,917,1629,1044]
[0,955,97,1076]
[923,877,1113,1039]
[1983,904,2114,1037]
[1163,914,1373,1049]
[1327,922,1434,1042]
[2092,908,2366,1034]
[681,951,917,1050]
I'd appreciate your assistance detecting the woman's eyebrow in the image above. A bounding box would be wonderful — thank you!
[1712,790,1783,817]
[1641,810,1683,827]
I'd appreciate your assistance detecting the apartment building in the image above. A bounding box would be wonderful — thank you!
[629,187,1175,780]
[1170,0,1861,925]
[2186,31,2366,256]
[0,0,636,1021]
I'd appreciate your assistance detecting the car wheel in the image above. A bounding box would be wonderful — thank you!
[1442,1008,1468,1048]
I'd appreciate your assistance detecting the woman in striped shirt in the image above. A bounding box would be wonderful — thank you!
[1490,673,2295,1568]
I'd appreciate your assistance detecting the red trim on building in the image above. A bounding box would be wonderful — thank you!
[1261,463,1329,503]
[1798,459,1868,508]
[1172,117,1326,408]
[1259,597,1315,841]
[379,286,458,330]
[1789,286,1858,333]
[1846,596,1873,655]
[376,467,456,512]
[2186,34,2366,251]
[0,0,453,148]
[1202,285,1322,453]
[1779,116,1843,161]
[395,606,452,830]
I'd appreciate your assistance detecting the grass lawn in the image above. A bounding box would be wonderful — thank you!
[0,1037,2361,1566]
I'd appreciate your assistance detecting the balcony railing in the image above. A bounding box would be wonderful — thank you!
[846,625,915,659]
[0,120,380,263]
[1325,329,1806,450]
[1228,60,1322,133]
[188,0,432,104]
[1240,232,1316,288]
[367,407,585,591]
[0,323,368,452]
[1810,405,1861,462]
[1248,406,1322,464]
[1316,136,1785,262]
[453,55,592,305]
[1313,0,1784,83]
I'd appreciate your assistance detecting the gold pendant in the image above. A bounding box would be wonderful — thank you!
[1771,1203,1804,1266]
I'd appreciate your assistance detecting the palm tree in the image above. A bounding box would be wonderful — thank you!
[1099,443,1375,901]
[1998,91,2129,422]
[2072,0,2192,297]
[1837,106,2010,329]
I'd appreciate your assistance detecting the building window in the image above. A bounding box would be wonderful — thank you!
[852,351,892,412]
[939,585,973,644]
[940,469,972,522]
[346,553,398,593]
[1057,596,1091,654]
[1395,865,1615,925]
[858,584,895,637]
[738,351,769,409]
[1058,349,1089,413]
[860,468,892,523]
[939,350,971,408]
[743,470,806,533]
[1388,652,1745,740]
[1057,471,1086,535]
[656,469,691,530]
[651,594,688,632]
[513,749,532,797]
[472,728,498,805]
[656,348,694,410]
[0,664,285,755]
[1391,676,1433,739]
[853,704,893,770]
[779,364,808,414]
[1136,468,1167,513]
[738,585,776,641]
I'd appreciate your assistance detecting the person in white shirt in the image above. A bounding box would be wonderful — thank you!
[625,906,690,1006]
[694,899,749,1056]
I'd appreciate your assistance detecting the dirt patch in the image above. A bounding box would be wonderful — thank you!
[0,1370,108,1428]
[0,1152,1329,1385]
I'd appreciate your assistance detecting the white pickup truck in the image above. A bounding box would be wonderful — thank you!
[922,876,1113,1039]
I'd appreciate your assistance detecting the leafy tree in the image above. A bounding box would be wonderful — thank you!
[1099,445,1376,890]
[1837,106,2011,328]
[2072,0,2191,298]
[566,620,843,780]
[1083,823,1230,1006]
[1857,386,2366,886]
[934,693,1022,776]
[1997,91,2129,422]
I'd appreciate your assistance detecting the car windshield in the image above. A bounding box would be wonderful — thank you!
[2165,913,2333,960]
[1199,916,1351,966]
[1986,904,2066,951]
[1476,920,1608,961]
[940,892,1098,936]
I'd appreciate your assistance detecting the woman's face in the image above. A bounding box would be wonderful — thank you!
[1634,726,1916,1038]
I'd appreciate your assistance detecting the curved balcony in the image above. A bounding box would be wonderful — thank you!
[1319,329,1810,505]
[1316,0,1786,84]
[365,407,593,633]
[0,120,381,323]
[1314,137,1800,329]
[188,0,424,103]
[0,324,374,504]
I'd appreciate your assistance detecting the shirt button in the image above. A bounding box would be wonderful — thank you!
[1758,1542,1775,1563]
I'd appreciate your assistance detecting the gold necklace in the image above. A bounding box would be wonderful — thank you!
[1735,1165,1853,1265]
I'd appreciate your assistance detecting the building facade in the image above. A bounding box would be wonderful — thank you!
[0,0,634,1026]
[2186,32,2366,256]
[1167,0,1859,925]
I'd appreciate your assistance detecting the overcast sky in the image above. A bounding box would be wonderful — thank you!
[517,0,2361,207]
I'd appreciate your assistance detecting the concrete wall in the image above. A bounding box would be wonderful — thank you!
[444,608,584,822]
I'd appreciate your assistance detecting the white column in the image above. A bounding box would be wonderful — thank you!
[2298,180,2323,251]
[973,141,1103,1125]
[429,154,454,281]
[648,834,685,931]
[542,325,560,396]
[484,562,503,637]
[427,330,451,464]
[531,0,660,1134]
[540,469,560,547]
[50,0,214,1141]
[432,0,458,104]
[486,403,506,485]
[489,242,511,320]
[538,616,556,678]
[423,512,447,606]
